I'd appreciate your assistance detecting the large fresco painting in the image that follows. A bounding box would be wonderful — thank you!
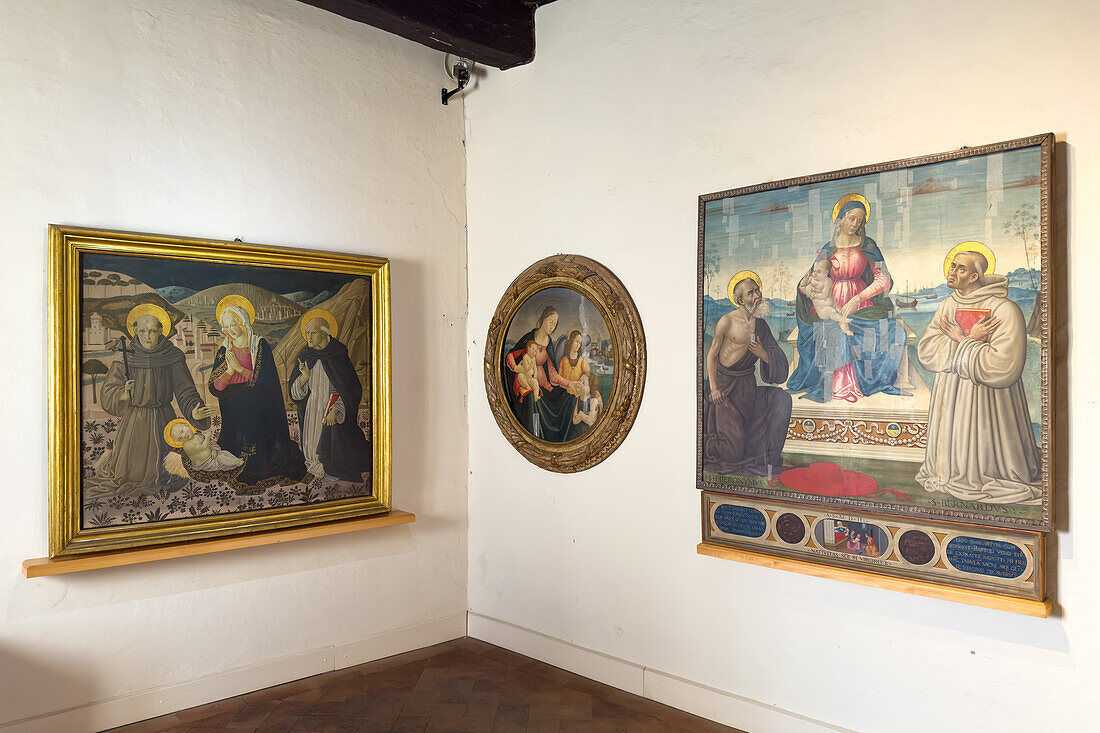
[697,135,1053,532]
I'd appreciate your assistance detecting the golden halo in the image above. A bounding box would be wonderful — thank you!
[727,270,762,309]
[300,308,339,340]
[163,418,193,448]
[832,193,871,223]
[943,241,997,280]
[216,295,256,325]
[126,304,172,337]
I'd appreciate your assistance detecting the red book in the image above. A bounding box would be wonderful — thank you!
[955,308,992,340]
[323,392,340,422]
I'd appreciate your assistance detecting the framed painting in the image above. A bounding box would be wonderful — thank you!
[697,134,1055,533]
[484,255,646,472]
[49,226,391,557]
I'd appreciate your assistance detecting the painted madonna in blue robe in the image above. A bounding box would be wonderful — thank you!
[786,199,908,403]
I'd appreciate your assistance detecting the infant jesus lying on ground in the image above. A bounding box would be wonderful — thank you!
[799,259,853,336]
[163,419,244,476]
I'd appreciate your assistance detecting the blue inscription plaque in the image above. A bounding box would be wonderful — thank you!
[714,505,767,538]
[945,537,1027,579]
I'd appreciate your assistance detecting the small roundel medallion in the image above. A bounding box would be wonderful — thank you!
[775,513,806,544]
[898,529,936,566]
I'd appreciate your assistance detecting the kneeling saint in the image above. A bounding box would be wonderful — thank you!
[290,312,373,483]
[703,273,792,477]
[915,248,1042,504]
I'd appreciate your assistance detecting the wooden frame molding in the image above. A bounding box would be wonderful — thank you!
[483,254,647,472]
[697,542,1052,617]
[23,510,415,577]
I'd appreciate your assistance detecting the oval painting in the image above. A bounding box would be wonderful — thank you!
[501,287,613,442]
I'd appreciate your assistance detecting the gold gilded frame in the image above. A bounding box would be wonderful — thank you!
[48,225,392,557]
[483,255,646,472]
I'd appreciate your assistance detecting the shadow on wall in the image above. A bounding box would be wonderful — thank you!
[0,644,96,731]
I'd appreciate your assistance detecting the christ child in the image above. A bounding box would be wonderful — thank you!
[800,259,853,336]
[513,342,542,402]
[170,422,244,472]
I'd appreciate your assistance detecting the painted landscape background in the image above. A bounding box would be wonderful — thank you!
[700,145,1045,523]
[80,253,373,528]
[503,286,615,408]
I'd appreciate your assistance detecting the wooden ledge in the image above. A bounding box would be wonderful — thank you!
[697,542,1052,618]
[23,510,415,577]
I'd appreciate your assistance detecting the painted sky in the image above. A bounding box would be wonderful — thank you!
[83,252,359,294]
[505,287,611,346]
[703,146,1043,301]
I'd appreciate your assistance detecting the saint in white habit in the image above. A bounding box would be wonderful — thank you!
[915,249,1042,504]
[289,313,372,482]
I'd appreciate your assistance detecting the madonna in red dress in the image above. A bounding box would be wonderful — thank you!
[786,199,908,403]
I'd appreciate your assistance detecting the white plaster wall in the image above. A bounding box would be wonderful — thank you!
[0,0,467,727]
[466,1,1097,731]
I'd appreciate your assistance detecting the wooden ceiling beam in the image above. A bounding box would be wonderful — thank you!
[297,0,553,70]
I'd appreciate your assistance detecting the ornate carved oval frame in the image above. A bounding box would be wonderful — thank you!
[484,255,646,472]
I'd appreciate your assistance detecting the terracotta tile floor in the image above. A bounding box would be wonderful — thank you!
[107,637,745,733]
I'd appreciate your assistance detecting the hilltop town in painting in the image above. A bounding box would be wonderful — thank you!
[79,253,374,529]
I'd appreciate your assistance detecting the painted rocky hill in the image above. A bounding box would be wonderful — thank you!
[156,285,198,303]
[271,277,372,408]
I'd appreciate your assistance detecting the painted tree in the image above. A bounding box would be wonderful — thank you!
[768,264,794,303]
[82,359,108,404]
[703,247,722,299]
[1003,203,1039,289]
